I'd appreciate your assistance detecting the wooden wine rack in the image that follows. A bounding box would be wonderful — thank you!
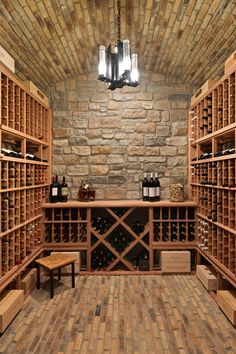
[189,63,236,287]
[42,201,197,274]
[0,63,52,292]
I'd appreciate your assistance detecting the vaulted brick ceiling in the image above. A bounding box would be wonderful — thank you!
[1,0,236,93]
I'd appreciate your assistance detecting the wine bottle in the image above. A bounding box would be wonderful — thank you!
[142,173,149,201]
[148,173,155,202]
[60,176,68,202]
[49,176,59,203]
[154,173,160,201]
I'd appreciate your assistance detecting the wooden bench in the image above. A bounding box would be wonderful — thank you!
[35,253,77,298]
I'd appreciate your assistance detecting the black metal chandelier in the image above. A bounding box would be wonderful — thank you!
[98,0,139,90]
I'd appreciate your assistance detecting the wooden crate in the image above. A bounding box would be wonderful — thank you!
[161,251,191,273]
[0,45,15,73]
[20,268,37,298]
[0,290,24,333]
[190,80,217,106]
[217,290,236,325]
[224,51,236,74]
[196,265,217,291]
[50,252,80,274]
[22,80,49,107]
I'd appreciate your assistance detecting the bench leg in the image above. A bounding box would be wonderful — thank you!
[71,262,75,288]
[50,271,54,298]
[58,267,61,281]
[37,265,40,289]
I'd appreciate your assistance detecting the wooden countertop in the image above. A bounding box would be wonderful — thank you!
[42,200,197,208]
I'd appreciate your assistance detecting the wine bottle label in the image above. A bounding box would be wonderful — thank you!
[61,187,69,196]
[143,187,148,196]
[149,187,155,197]
[156,187,160,197]
[52,187,58,196]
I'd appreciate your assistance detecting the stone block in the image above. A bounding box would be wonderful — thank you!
[71,146,91,155]
[156,126,170,136]
[69,136,88,145]
[92,146,112,155]
[166,136,187,146]
[170,109,188,122]
[128,133,144,146]
[105,188,126,199]
[53,139,68,147]
[108,155,124,164]
[128,146,145,156]
[86,129,102,139]
[67,165,89,175]
[90,165,108,175]
[146,147,160,156]
[53,155,77,165]
[122,110,146,119]
[167,156,187,167]
[108,176,126,184]
[127,191,140,199]
[135,123,156,133]
[54,128,69,138]
[153,99,170,110]
[160,146,177,156]
[89,155,107,164]
[101,117,121,128]
[91,93,109,102]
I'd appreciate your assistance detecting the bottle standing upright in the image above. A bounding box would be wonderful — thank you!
[55,175,61,201]
[60,176,69,202]
[50,176,59,203]
[142,173,149,201]
[148,173,155,202]
[154,173,160,201]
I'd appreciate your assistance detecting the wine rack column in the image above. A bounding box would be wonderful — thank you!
[0,64,51,291]
[189,68,236,287]
[90,206,150,272]
[43,204,89,271]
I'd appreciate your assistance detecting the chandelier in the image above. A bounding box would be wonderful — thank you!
[98,0,139,90]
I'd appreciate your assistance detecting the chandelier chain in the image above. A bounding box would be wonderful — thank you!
[117,0,121,42]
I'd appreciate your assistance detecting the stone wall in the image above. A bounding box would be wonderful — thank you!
[50,71,193,200]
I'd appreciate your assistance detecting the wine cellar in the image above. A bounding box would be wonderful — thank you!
[0,1,236,352]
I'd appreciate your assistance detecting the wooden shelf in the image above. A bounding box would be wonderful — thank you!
[0,63,51,291]
[43,203,197,273]
[42,200,197,208]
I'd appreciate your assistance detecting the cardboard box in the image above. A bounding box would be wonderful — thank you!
[190,80,217,106]
[0,45,15,73]
[196,265,218,291]
[22,80,49,107]
[224,51,236,74]
[217,290,236,325]
[20,268,37,298]
[50,252,80,274]
[0,290,24,333]
[161,251,191,273]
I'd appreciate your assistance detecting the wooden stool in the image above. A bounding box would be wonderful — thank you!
[35,253,77,298]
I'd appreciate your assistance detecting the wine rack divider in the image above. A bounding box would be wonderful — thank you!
[0,63,52,292]
[42,201,197,274]
[189,62,236,288]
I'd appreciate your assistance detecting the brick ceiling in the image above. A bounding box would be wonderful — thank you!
[1,0,236,92]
